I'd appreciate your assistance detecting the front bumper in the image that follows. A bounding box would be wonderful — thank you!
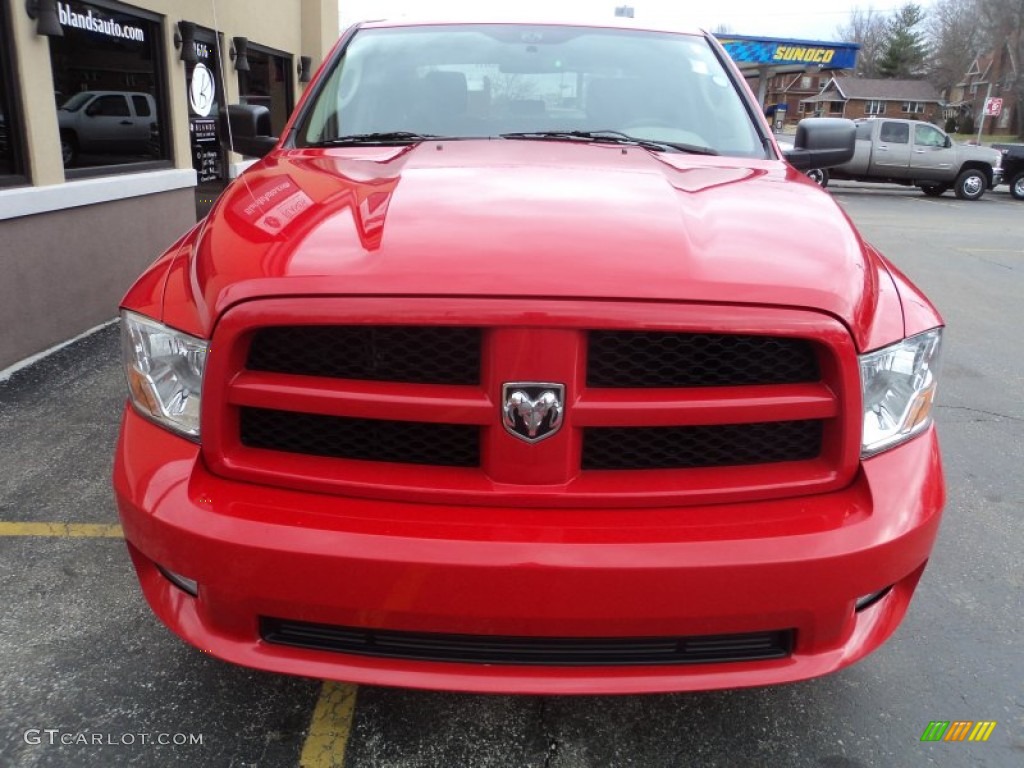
[114,406,944,694]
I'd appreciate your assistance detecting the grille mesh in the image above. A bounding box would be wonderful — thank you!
[234,325,830,474]
[587,331,818,388]
[247,326,481,385]
[583,420,823,470]
[260,617,794,666]
[240,407,480,467]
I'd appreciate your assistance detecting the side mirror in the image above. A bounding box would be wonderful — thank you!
[784,118,856,170]
[944,135,952,148]
[221,104,277,158]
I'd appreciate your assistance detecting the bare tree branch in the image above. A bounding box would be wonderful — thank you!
[835,6,889,78]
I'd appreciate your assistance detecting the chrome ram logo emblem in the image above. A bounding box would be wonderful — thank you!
[502,382,565,443]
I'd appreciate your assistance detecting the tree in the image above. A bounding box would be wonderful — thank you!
[835,7,889,78]
[487,72,539,106]
[877,3,930,78]
[977,0,1024,135]
[926,0,983,93]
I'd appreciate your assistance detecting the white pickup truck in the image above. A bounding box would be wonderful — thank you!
[57,91,158,167]
[817,118,1002,200]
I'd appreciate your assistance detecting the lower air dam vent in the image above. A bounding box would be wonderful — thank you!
[260,618,794,666]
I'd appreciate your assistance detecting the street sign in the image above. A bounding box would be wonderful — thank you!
[984,97,1003,117]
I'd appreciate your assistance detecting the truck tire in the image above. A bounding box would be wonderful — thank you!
[806,168,829,188]
[60,131,78,167]
[1011,171,1024,201]
[921,184,948,197]
[953,169,986,200]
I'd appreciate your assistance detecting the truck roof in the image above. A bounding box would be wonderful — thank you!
[353,14,704,37]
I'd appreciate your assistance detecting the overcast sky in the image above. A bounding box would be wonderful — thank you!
[338,1,934,43]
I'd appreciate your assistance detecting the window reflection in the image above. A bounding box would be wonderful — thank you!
[48,1,168,171]
[238,46,294,137]
[0,6,20,179]
[0,90,12,178]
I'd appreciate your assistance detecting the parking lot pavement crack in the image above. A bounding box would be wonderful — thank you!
[968,255,1017,270]
[532,697,559,768]
[543,737,558,768]
[299,682,358,768]
[937,404,1024,423]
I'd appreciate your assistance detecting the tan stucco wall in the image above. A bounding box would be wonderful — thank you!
[1,0,338,370]
[9,3,63,185]
[150,0,338,169]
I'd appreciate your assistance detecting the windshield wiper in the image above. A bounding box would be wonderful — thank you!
[500,130,718,156]
[308,131,440,147]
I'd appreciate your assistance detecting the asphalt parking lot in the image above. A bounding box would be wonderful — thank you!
[1,183,1022,768]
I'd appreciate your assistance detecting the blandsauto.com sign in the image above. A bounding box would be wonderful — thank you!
[57,2,146,42]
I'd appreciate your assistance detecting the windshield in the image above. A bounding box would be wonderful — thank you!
[59,92,94,112]
[295,24,764,158]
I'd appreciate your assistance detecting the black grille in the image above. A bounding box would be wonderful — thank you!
[260,618,794,666]
[588,331,818,388]
[583,420,823,470]
[240,407,479,467]
[247,326,481,385]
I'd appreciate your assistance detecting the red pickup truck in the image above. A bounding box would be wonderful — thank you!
[114,18,945,695]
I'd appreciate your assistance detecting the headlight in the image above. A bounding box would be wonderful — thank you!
[859,329,942,457]
[121,311,208,439]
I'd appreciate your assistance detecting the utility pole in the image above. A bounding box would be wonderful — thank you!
[976,82,992,144]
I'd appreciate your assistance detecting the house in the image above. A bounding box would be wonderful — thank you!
[946,37,1020,135]
[800,77,942,123]
[714,35,860,126]
[762,71,842,126]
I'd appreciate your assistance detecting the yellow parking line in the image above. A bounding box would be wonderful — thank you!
[0,522,123,538]
[3,520,360,766]
[300,682,359,767]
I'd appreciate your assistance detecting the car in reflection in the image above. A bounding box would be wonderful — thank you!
[57,91,158,166]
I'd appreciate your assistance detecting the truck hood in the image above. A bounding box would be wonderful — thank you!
[182,140,882,336]
[955,143,1003,163]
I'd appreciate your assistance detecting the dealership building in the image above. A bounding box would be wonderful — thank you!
[0,0,338,370]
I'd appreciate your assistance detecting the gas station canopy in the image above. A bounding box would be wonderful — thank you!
[717,35,859,73]
[715,35,860,107]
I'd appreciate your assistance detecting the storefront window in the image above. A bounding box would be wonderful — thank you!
[238,44,294,137]
[1,4,25,184]
[48,0,169,173]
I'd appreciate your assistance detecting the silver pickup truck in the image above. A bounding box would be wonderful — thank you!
[819,118,1003,200]
[57,91,158,167]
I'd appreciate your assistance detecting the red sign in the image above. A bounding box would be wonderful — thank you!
[984,97,1003,117]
